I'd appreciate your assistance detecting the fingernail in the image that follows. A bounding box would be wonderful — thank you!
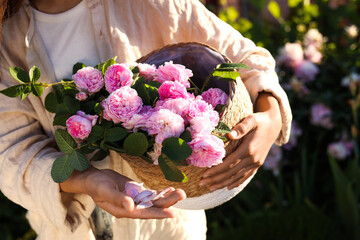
[199,181,206,187]
[229,130,238,138]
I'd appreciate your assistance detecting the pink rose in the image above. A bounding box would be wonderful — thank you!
[186,96,219,128]
[122,106,155,131]
[102,86,143,124]
[304,45,322,64]
[105,64,134,93]
[304,29,323,50]
[145,109,185,143]
[277,43,304,69]
[295,60,319,83]
[75,92,88,101]
[137,63,157,81]
[155,98,193,122]
[188,117,215,135]
[187,133,225,168]
[263,144,283,176]
[66,111,98,140]
[158,81,192,100]
[155,61,193,88]
[72,67,104,94]
[310,103,333,129]
[201,88,228,108]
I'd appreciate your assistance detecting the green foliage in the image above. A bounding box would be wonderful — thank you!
[205,1,360,239]
[123,132,149,156]
[158,155,188,182]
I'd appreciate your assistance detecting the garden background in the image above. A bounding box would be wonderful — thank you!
[1,0,359,239]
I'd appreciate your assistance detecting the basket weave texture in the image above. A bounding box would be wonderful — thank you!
[118,42,253,198]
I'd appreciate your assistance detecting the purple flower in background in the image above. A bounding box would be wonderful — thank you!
[304,45,322,64]
[310,103,333,129]
[72,67,104,94]
[105,64,134,93]
[263,144,283,176]
[328,140,354,160]
[295,60,319,83]
[283,121,302,150]
[277,43,304,69]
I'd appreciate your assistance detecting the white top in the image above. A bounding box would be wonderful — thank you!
[32,1,100,80]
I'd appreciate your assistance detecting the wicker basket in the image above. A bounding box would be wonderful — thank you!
[120,42,253,209]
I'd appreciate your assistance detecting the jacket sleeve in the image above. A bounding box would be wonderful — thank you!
[166,0,292,144]
[0,60,94,234]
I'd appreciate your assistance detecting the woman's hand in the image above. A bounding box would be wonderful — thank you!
[199,92,282,191]
[60,167,186,219]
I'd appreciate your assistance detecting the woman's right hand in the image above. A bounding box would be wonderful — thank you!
[60,166,186,219]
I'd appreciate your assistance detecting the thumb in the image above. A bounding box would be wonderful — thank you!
[228,114,257,140]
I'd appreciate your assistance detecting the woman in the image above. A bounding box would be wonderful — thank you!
[0,0,292,239]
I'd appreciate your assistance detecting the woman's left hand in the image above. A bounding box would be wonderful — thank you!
[199,92,282,191]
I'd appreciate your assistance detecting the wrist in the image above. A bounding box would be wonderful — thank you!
[255,91,282,129]
[59,166,98,194]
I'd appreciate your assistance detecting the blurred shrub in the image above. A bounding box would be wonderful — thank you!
[206,0,360,239]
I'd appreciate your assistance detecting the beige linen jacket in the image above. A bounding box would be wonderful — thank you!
[0,0,292,239]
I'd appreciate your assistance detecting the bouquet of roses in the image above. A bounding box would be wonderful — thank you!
[0,57,249,184]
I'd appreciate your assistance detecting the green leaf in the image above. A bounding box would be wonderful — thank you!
[102,57,117,75]
[215,104,226,114]
[179,130,192,143]
[64,96,80,114]
[212,70,241,81]
[144,83,159,104]
[51,155,74,183]
[94,102,102,114]
[213,121,232,134]
[158,155,188,182]
[91,125,105,137]
[55,129,77,153]
[216,63,250,70]
[68,151,89,171]
[72,62,86,74]
[90,149,109,161]
[0,84,26,98]
[147,81,162,88]
[45,92,59,113]
[161,137,192,161]
[53,115,69,127]
[123,132,148,156]
[329,156,359,239]
[79,145,95,154]
[101,120,113,130]
[268,1,281,19]
[288,0,302,8]
[105,127,129,142]
[132,77,151,105]
[9,66,30,83]
[31,83,44,97]
[29,66,41,83]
